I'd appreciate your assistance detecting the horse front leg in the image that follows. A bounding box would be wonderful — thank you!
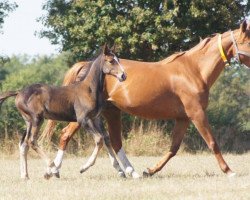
[186,107,235,177]
[79,118,104,173]
[143,119,190,177]
[103,105,140,178]
[49,122,80,178]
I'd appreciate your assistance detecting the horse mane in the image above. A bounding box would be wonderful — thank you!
[187,37,213,54]
[161,52,186,64]
[161,37,213,65]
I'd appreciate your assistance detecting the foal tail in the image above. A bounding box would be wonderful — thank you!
[0,91,18,109]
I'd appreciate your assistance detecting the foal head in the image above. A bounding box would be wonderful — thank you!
[100,44,126,82]
[232,20,250,67]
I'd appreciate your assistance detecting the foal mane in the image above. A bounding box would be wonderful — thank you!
[63,49,105,85]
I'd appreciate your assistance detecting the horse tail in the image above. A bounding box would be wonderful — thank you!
[39,61,90,141]
[0,91,18,109]
[62,61,90,86]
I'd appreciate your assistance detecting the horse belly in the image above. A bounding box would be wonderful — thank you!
[112,93,186,120]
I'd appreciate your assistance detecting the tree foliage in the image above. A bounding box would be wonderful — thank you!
[40,0,250,61]
[0,0,17,32]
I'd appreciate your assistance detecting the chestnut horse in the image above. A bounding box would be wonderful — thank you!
[43,21,250,178]
[0,45,127,179]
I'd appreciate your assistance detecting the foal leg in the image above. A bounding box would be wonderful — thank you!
[50,122,80,178]
[103,106,140,178]
[143,119,190,177]
[97,119,126,178]
[28,119,53,179]
[19,121,31,179]
[80,119,104,173]
[187,108,235,177]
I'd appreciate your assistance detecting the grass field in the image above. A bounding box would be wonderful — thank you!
[0,153,249,200]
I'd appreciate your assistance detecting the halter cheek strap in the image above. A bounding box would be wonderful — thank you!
[230,31,250,64]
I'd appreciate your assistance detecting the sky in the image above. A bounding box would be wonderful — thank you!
[0,0,59,56]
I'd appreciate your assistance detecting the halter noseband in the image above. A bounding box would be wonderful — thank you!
[230,31,250,64]
[218,30,250,66]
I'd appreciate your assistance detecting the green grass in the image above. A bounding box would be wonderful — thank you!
[0,153,249,200]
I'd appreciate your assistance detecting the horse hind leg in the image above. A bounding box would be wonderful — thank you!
[143,119,189,177]
[50,122,80,178]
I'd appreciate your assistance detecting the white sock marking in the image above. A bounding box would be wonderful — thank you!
[117,147,140,178]
[54,149,64,168]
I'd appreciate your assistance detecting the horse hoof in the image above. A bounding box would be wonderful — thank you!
[44,172,53,180]
[118,171,126,178]
[142,169,152,178]
[53,172,60,178]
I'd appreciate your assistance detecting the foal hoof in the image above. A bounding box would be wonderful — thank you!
[21,175,29,180]
[80,168,87,174]
[53,172,60,178]
[131,171,141,179]
[44,172,53,180]
[118,171,126,178]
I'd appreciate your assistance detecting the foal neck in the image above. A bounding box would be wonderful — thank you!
[83,55,105,96]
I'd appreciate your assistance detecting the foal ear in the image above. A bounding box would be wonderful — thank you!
[103,43,110,55]
[240,20,247,33]
[110,44,116,53]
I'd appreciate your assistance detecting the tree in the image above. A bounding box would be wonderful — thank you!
[0,0,17,33]
[39,0,250,61]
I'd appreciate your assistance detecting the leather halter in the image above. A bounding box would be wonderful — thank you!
[230,31,250,64]
[218,31,250,66]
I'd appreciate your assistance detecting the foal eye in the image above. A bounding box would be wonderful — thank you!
[109,60,115,64]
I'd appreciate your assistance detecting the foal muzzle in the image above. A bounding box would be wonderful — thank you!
[117,71,127,82]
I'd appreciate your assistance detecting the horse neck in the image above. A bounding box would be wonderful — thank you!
[190,30,238,88]
[81,56,105,98]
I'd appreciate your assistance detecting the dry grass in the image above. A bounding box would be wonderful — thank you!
[0,153,249,200]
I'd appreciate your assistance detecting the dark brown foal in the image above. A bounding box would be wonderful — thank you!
[0,45,127,179]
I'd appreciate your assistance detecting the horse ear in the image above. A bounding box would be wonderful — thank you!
[103,43,110,55]
[240,20,247,33]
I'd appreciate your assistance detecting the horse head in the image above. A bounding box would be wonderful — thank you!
[101,44,126,82]
[232,20,250,67]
